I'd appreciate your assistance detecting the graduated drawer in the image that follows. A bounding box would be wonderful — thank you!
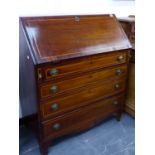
[42,94,125,139]
[39,65,127,100]
[40,78,126,120]
[37,51,128,82]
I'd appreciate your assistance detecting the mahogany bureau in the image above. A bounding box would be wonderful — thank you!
[119,16,135,117]
[19,15,131,155]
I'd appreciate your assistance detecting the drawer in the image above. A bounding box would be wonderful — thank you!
[38,51,128,82]
[42,94,125,139]
[39,65,127,100]
[40,78,126,119]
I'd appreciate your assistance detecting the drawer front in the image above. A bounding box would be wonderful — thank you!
[40,78,126,119]
[40,65,127,99]
[38,51,128,81]
[42,94,125,139]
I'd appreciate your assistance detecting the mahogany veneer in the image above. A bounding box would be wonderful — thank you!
[19,14,131,155]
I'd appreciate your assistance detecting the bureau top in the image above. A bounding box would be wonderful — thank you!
[20,14,131,64]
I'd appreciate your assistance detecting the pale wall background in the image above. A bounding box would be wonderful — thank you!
[18,0,135,17]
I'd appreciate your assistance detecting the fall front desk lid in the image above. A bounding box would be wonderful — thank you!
[21,14,131,64]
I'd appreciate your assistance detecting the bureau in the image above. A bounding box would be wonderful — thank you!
[19,15,131,155]
[119,16,135,117]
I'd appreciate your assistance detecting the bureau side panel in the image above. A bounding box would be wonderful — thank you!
[19,19,38,117]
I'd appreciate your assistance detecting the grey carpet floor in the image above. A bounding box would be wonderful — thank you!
[20,113,135,155]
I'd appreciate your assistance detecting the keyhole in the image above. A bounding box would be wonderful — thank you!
[75,16,80,22]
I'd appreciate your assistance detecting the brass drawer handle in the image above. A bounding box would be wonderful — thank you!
[117,55,125,63]
[52,123,61,131]
[116,69,122,76]
[51,103,59,111]
[49,68,59,76]
[113,101,118,105]
[50,85,58,93]
[114,84,120,89]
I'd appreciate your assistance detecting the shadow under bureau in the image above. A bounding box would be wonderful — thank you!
[19,14,131,155]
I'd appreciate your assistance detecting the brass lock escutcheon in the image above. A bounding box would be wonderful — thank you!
[50,85,58,93]
[38,73,42,79]
[37,69,42,80]
[49,68,59,76]
[52,123,61,131]
[75,16,80,22]
[51,103,59,111]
